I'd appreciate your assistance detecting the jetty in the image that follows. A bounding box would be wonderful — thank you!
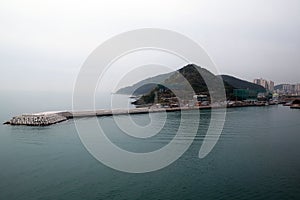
[3,106,213,126]
[3,101,272,126]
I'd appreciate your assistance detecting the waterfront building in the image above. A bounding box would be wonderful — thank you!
[233,89,259,100]
[193,94,209,106]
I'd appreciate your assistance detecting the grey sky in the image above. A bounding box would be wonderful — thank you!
[1,0,300,92]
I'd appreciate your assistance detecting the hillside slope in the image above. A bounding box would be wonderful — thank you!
[220,75,266,92]
[116,72,173,95]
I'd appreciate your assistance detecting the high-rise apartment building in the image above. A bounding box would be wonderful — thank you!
[253,79,261,85]
[269,81,274,92]
[253,78,274,92]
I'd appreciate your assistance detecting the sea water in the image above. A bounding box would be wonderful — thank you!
[0,91,300,200]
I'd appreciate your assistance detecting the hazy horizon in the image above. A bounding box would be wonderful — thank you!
[1,0,300,92]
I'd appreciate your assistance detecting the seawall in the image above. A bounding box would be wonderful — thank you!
[3,107,212,126]
[3,103,270,127]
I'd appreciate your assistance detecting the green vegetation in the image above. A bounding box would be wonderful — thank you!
[117,64,267,105]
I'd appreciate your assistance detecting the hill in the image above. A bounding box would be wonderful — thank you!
[220,75,266,92]
[116,72,173,95]
[116,64,266,104]
[274,84,285,91]
[162,64,234,97]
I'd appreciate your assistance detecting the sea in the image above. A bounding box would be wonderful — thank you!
[0,91,300,200]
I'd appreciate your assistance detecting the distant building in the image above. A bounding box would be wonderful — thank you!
[193,94,208,102]
[275,83,300,95]
[269,81,274,92]
[233,89,259,100]
[295,84,300,95]
[283,84,295,95]
[253,78,275,92]
[257,92,266,100]
[253,79,261,85]
[193,94,209,106]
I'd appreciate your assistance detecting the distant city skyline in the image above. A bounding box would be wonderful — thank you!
[275,83,300,95]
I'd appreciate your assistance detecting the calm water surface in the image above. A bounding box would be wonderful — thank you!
[0,91,300,200]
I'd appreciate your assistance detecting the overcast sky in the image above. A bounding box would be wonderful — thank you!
[1,0,300,92]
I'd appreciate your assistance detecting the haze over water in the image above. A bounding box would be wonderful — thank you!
[1,92,300,199]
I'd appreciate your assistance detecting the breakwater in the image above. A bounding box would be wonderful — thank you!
[4,103,269,126]
[3,111,72,126]
[3,107,210,126]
